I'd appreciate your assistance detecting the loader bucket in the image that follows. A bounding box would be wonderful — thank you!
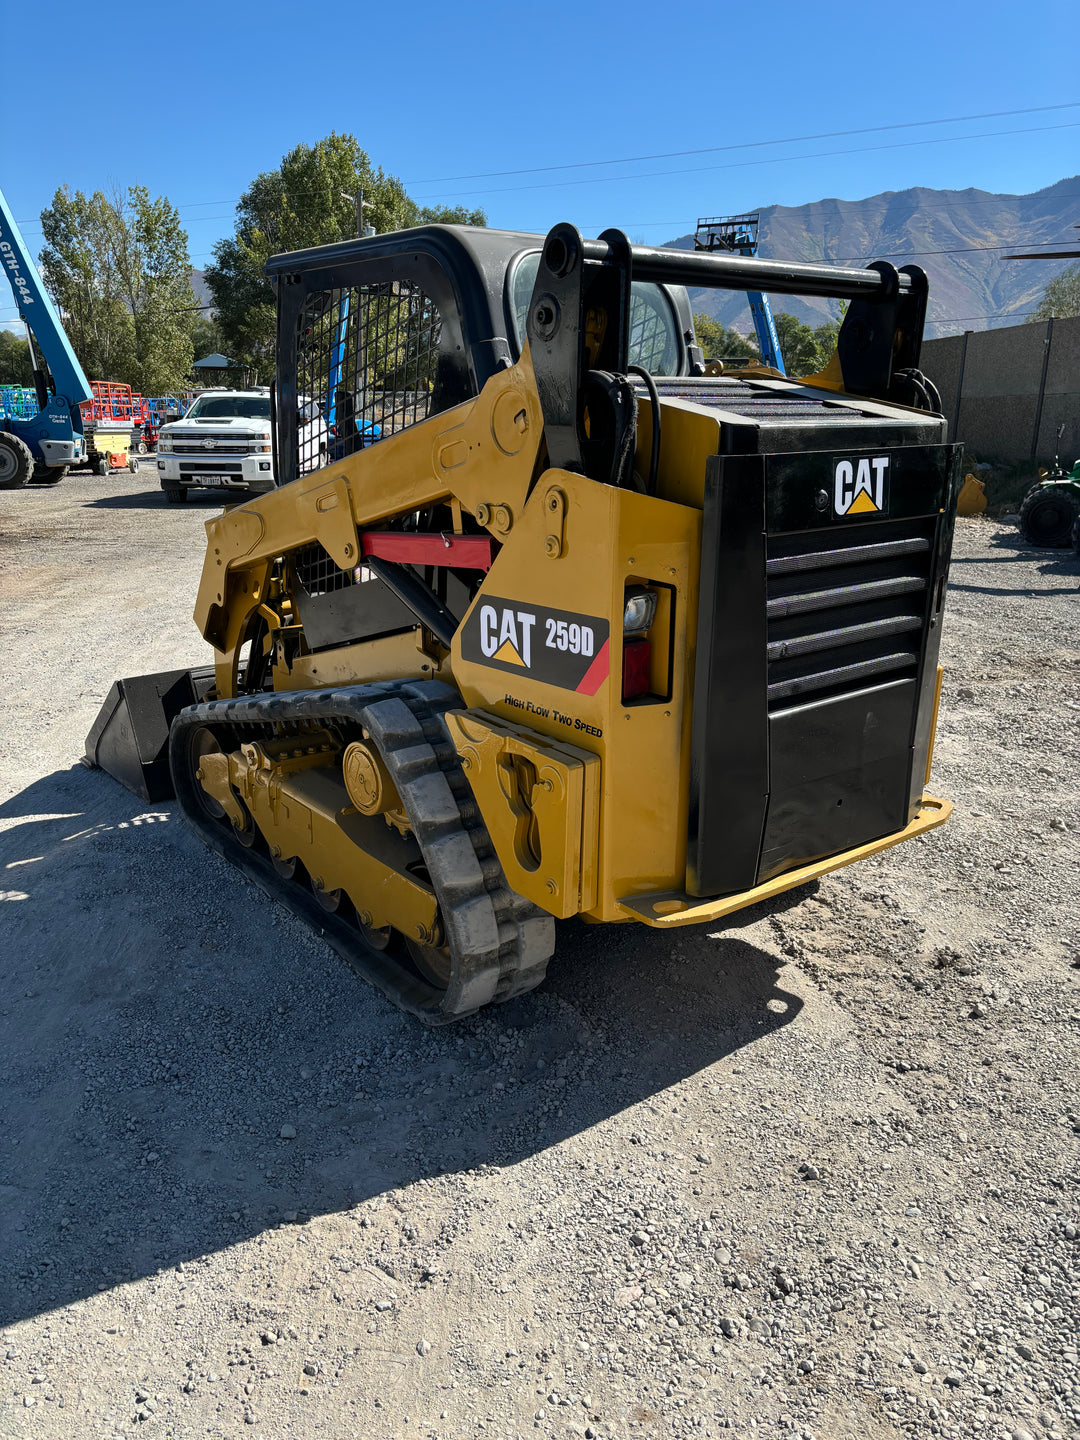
[83,667,213,803]
[956,473,987,516]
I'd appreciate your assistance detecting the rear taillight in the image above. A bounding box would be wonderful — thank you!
[621,584,658,702]
[622,637,651,701]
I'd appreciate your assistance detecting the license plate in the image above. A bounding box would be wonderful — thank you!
[200,475,228,487]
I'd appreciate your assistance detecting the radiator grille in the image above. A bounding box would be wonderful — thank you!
[172,442,261,455]
[765,521,933,707]
[295,280,442,478]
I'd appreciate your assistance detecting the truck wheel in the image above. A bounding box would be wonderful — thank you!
[1018,484,1080,547]
[163,486,189,505]
[1071,510,1080,556]
[0,433,34,489]
[33,464,69,486]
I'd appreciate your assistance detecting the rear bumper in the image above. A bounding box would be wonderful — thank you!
[618,793,951,927]
[40,438,84,466]
[686,444,962,899]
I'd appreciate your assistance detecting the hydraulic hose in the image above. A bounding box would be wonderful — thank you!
[627,364,661,497]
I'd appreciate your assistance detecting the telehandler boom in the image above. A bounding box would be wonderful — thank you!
[87,221,959,1022]
[0,186,92,486]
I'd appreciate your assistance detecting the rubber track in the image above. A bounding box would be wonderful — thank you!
[169,679,555,1023]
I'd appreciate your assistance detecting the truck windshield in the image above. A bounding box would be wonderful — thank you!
[186,396,271,420]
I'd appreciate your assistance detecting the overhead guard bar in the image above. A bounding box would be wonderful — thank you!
[578,236,915,301]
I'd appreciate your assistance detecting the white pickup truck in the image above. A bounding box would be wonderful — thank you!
[156,389,275,502]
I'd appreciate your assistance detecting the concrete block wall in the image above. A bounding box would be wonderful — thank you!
[920,315,1080,463]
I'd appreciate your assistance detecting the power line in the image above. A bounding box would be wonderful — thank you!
[25,185,1080,237]
[839,234,1080,262]
[602,194,1080,236]
[14,105,1080,228]
[408,122,1080,202]
[19,187,1080,239]
[404,103,1080,186]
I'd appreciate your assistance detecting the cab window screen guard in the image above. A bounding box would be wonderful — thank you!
[294,279,444,477]
[510,252,680,376]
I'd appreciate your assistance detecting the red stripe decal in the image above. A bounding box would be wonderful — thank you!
[575,638,610,695]
[360,532,493,570]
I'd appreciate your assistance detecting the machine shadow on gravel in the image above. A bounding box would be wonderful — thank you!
[947,529,1080,592]
[85,489,234,510]
[0,765,803,1329]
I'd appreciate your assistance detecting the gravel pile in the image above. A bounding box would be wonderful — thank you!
[0,472,1077,1440]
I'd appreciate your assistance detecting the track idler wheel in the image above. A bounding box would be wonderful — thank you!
[406,935,453,989]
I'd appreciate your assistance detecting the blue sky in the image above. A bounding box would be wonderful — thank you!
[2,0,1078,330]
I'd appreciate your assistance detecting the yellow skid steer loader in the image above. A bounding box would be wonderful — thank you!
[86,222,958,1022]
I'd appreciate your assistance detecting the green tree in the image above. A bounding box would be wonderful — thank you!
[113,186,195,392]
[0,329,34,385]
[692,312,761,363]
[205,132,486,380]
[190,311,224,362]
[1032,261,1080,321]
[695,309,840,375]
[414,203,488,226]
[773,313,840,376]
[809,319,841,372]
[38,186,129,381]
[38,185,194,391]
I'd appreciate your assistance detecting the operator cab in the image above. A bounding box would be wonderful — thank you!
[267,225,699,489]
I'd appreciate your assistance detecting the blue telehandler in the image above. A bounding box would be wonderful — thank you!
[0,185,92,488]
[694,214,786,373]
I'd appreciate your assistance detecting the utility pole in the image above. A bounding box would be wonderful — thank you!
[341,188,376,239]
[1031,316,1055,461]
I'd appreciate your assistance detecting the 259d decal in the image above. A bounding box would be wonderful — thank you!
[461,596,611,694]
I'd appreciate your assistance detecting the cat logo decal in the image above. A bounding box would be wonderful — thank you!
[833,455,890,517]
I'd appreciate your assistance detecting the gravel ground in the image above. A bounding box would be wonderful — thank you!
[1,466,1078,1440]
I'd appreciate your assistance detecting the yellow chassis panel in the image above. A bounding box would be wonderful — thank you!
[443,708,601,918]
[616,795,951,927]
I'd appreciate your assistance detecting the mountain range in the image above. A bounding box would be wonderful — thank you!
[663,175,1079,337]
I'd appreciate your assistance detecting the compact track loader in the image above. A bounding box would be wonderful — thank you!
[87,222,960,1022]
